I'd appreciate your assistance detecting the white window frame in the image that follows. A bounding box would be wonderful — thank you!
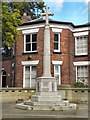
[74,31,88,56]
[76,66,88,83]
[52,60,63,85]
[52,28,62,53]
[23,28,39,53]
[22,61,39,88]
[54,65,61,85]
[24,33,37,53]
[75,36,88,55]
[23,66,37,88]
[73,61,90,83]
[54,33,60,52]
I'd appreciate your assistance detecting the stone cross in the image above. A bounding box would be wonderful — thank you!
[41,6,54,26]
[40,7,54,77]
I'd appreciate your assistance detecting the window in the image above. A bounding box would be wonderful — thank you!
[54,33,60,52]
[76,66,88,84]
[2,70,6,87]
[75,36,88,55]
[54,65,61,85]
[25,34,37,52]
[23,66,37,88]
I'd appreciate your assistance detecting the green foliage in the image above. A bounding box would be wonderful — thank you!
[6,2,45,19]
[2,2,23,48]
[74,80,88,88]
[2,2,45,55]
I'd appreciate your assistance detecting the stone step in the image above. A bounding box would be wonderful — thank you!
[32,105,52,110]
[32,95,61,102]
[36,92,58,96]
[24,100,70,106]
[16,102,76,111]
[15,103,31,110]
[32,103,76,111]
[30,101,65,106]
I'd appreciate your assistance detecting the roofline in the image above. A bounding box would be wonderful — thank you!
[20,19,90,28]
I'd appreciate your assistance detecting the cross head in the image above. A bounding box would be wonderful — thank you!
[41,6,54,26]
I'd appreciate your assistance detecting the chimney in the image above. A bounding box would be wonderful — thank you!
[21,12,32,23]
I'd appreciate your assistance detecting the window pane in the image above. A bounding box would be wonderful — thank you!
[54,34,58,42]
[25,66,30,74]
[25,78,30,87]
[32,43,37,51]
[25,66,30,87]
[32,34,37,42]
[85,66,88,77]
[54,43,58,50]
[32,66,37,78]
[26,35,30,43]
[55,66,59,73]
[55,74,59,84]
[31,66,37,87]
[77,66,80,77]
[26,44,31,51]
[83,48,87,53]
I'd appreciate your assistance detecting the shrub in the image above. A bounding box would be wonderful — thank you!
[74,80,88,88]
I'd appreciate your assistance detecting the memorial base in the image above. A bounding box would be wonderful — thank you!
[16,77,76,111]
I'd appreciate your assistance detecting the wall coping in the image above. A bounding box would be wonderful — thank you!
[0,87,36,90]
[0,87,89,91]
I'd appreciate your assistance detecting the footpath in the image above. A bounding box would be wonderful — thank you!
[1,103,90,120]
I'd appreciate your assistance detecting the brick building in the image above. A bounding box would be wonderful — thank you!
[1,17,90,88]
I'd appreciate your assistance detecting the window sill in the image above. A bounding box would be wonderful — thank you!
[74,55,88,57]
[53,51,62,54]
[22,51,38,55]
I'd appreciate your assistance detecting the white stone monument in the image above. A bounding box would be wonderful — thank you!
[31,7,62,107]
[16,7,76,110]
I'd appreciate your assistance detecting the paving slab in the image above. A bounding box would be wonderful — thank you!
[1,103,89,119]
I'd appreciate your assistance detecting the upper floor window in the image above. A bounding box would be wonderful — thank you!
[24,34,37,52]
[52,28,62,53]
[75,36,88,55]
[54,33,60,52]
[74,31,88,56]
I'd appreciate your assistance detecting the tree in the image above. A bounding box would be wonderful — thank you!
[2,2,45,56]
[6,2,45,19]
[2,2,23,55]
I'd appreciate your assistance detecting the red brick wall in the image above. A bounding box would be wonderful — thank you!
[14,27,90,87]
[15,28,44,87]
[50,28,75,85]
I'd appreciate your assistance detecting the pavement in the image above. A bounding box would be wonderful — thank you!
[1,103,90,120]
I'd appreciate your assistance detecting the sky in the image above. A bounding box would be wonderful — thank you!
[43,0,90,25]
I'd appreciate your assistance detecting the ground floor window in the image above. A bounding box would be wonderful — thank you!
[54,65,61,85]
[2,70,6,87]
[23,66,37,88]
[76,66,88,84]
